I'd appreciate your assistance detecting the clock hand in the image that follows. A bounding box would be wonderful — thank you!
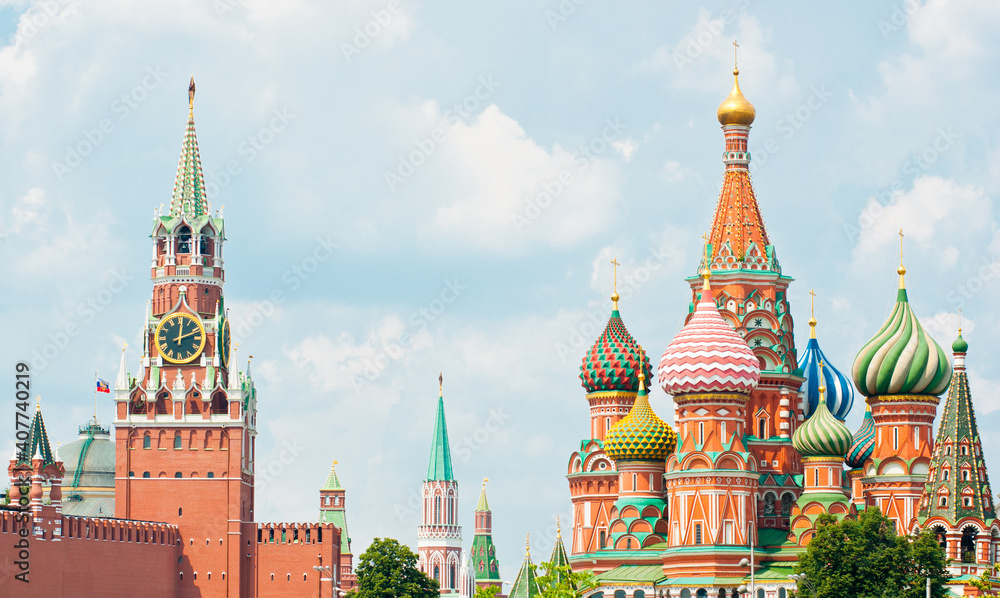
[176,320,184,344]
[177,329,201,341]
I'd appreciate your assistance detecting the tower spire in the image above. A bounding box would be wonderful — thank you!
[610,257,620,311]
[170,78,208,218]
[427,374,455,481]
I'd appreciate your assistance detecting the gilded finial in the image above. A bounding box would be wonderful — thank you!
[897,229,906,287]
[483,477,489,487]
[818,361,826,403]
[188,76,196,117]
[958,307,963,335]
[439,372,443,396]
[525,534,531,557]
[610,257,620,310]
[331,458,338,467]
[808,289,817,339]
[557,515,562,539]
[637,348,647,392]
[36,396,41,411]
[733,39,740,75]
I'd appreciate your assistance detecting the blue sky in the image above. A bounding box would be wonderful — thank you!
[1,0,999,586]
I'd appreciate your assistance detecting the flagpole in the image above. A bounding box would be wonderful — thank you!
[94,371,98,424]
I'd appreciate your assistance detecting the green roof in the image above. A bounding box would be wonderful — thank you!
[17,404,55,467]
[426,393,455,481]
[547,531,573,588]
[593,564,665,585]
[319,509,351,554]
[323,461,343,490]
[169,80,209,219]
[508,549,539,598]
[476,482,490,511]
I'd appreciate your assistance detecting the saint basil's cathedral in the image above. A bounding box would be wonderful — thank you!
[559,66,999,598]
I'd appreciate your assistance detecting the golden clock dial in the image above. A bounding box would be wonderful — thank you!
[155,312,206,364]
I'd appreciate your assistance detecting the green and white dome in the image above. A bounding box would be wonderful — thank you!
[852,270,951,397]
[792,386,853,458]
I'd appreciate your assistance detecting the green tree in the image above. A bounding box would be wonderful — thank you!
[474,586,501,598]
[793,508,950,598]
[536,560,595,598]
[346,537,439,598]
[971,564,1000,595]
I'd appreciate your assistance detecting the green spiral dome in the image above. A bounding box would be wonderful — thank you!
[792,393,853,458]
[852,286,952,397]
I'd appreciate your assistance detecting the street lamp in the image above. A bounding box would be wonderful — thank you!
[739,557,755,597]
[788,573,817,598]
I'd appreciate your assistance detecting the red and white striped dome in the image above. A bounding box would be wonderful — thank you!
[658,281,761,396]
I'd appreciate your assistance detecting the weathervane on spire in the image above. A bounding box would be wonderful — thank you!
[438,371,443,395]
[610,257,620,309]
[188,76,196,116]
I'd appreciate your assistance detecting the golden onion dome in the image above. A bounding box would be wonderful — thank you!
[716,69,755,126]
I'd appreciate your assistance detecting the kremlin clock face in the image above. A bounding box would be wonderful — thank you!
[155,312,206,364]
[219,318,231,368]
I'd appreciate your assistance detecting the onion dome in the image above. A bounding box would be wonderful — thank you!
[953,332,969,354]
[845,405,876,469]
[717,69,755,126]
[798,312,855,420]
[792,372,853,458]
[580,293,652,393]
[605,370,677,462]
[658,272,760,396]
[851,265,952,397]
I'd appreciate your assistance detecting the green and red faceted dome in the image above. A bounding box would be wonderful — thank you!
[580,302,653,393]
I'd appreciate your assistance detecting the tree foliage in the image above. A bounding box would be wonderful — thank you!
[971,564,1000,595]
[474,585,501,598]
[794,509,950,598]
[347,537,439,598]
[536,560,595,598]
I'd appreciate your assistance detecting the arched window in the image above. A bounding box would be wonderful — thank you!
[946,446,952,456]
[962,445,969,455]
[599,530,606,548]
[781,493,794,516]
[143,471,150,478]
[626,538,632,549]
[434,496,441,524]
[174,433,182,450]
[175,472,182,478]
[962,526,979,563]
[177,226,192,253]
[699,422,705,444]
[207,472,214,478]
[893,427,899,450]
[632,473,638,490]
[939,496,948,507]
[143,433,151,449]
[605,416,611,434]
[434,565,440,582]
[758,418,766,439]
[695,524,703,544]
[963,470,971,481]
[944,470,950,481]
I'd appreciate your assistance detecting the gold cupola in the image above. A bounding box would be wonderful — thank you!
[716,68,755,126]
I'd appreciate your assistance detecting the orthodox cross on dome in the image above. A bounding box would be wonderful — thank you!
[958,307,963,335]
[808,289,817,339]
[733,39,739,73]
[897,228,907,288]
[610,257,620,309]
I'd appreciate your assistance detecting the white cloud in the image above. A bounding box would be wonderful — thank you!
[419,104,623,253]
[660,160,691,183]
[852,175,990,264]
[612,139,638,161]
[922,311,973,345]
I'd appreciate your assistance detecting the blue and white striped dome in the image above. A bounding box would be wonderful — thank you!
[799,336,854,421]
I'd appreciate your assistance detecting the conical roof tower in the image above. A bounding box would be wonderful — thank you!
[508,535,539,598]
[470,479,501,590]
[170,77,209,218]
[917,333,996,521]
[17,399,55,467]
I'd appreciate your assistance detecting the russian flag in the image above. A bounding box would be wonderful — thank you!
[96,379,111,393]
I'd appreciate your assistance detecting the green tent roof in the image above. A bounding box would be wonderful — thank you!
[426,392,455,481]
[18,403,55,467]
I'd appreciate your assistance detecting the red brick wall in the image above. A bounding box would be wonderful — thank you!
[0,509,177,597]
[256,523,340,598]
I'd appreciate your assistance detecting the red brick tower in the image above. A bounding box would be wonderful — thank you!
[417,374,463,596]
[113,78,259,597]
[319,459,356,591]
[852,253,952,534]
[689,63,805,529]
